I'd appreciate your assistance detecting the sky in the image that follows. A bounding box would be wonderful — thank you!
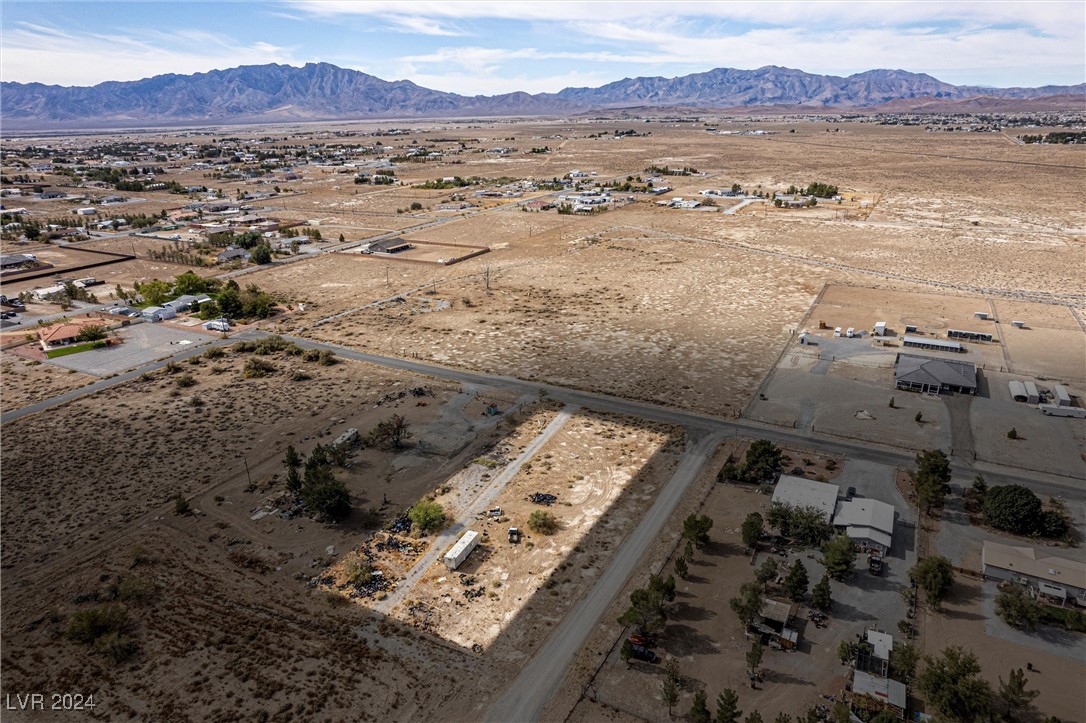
[2,1,1084,94]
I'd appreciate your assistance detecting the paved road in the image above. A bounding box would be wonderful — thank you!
[375,406,579,615]
[484,429,725,723]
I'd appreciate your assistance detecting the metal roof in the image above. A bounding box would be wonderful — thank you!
[772,475,840,522]
[833,499,895,551]
[902,335,962,350]
[853,671,907,710]
[982,541,1086,591]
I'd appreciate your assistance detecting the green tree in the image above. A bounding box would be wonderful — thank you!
[983,484,1043,535]
[746,640,763,676]
[916,646,992,720]
[729,582,764,628]
[715,689,741,723]
[994,583,1042,630]
[741,512,764,549]
[912,449,951,514]
[810,574,832,611]
[528,509,558,535]
[773,715,792,723]
[742,439,783,482]
[216,280,243,318]
[909,555,955,609]
[139,278,172,306]
[1006,427,1018,440]
[408,499,445,533]
[660,658,680,715]
[744,711,763,723]
[302,476,351,522]
[620,639,633,667]
[249,243,272,265]
[784,559,809,602]
[284,444,303,495]
[76,324,107,342]
[836,640,852,665]
[889,642,919,683]
[690,689,711,723]
[619,574,674,633]
[821,532,857,580]
[367,415,412,450]
[996,668,1040,720]
[173,270,214,295]
[683,514,714,547]
[755,557,779,590]
[674,556,689,579]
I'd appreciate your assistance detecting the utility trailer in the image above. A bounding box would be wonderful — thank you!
[1038,404,1086,418]
[443,530,480,570]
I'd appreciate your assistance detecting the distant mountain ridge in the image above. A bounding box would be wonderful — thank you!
[2,62,1082,129]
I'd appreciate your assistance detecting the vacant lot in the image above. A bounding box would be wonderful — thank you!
[0,349,98,412]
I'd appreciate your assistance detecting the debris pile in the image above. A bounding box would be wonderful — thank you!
[529,492,558,506]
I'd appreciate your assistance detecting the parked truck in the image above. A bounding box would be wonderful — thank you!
[443,530,479,570]
[1038,404,1086,418]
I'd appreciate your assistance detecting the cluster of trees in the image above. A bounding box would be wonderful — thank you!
[147,245,211,267]
[1019,131,1086,144]
[717,440,784,484]
[283,443,352,523]
[355,171,397,185]
[784,182,839,198]
[645,164,698,175]
[976,482,1071,539]
[280,227,322,241]
[765,503,833,546]
[127,272,277,321]
[916,646,1040,721]
[618,573,676,633]
[996,582,1086,632]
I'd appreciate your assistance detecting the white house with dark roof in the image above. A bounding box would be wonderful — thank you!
[894,353,977,395]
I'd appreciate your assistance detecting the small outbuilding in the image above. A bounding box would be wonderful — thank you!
[1053,384,1072,407]
[902,335,963,353]
[1009,380,1028,402]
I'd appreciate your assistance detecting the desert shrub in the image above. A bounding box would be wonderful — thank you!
[175,374,196,388]
[68,605,136,663]
[289,369,312,381]
[408,500,445,534]
[528,510,559,535]
[343,557,374,586]
[115,576,153,605]
[243,357,276,378]
[172,492,190,515]
[203,346,226,359]
[318,349,337,366]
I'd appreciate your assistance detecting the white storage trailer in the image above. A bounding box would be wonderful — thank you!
[873,321,887,337]
[1008,380,1028,403]
[1053,384,1072,407]
[444,530,479,570]
[1024,381,1040,405]
[1038,404,1086,418]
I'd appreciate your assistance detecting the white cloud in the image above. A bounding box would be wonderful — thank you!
[1,23,302,86]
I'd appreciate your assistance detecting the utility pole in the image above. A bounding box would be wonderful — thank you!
[243,457,253,488]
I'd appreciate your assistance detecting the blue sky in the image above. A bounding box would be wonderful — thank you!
[3,1,1083,93]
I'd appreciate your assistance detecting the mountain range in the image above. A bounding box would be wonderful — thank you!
[2,62,1082,129]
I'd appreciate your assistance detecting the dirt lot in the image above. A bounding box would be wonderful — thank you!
[377,411,684,658]
[920,578,1085,721]
[0,348,98,411]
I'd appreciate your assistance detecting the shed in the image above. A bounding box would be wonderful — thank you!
[1023,381,1040,404]
[1008,380,1028,402]
[1011,320,1025,328]
[1053,384,1072,407]
[873,321,886,337]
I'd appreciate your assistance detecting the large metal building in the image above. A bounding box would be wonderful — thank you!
[901,335,963,353]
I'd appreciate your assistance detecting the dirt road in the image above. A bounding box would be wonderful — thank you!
[483,428,726,723]
[375,405,579,615]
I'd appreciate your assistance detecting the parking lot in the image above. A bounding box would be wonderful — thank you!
[46,322,212,376]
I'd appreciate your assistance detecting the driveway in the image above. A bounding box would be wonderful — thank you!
[47,322,212,377]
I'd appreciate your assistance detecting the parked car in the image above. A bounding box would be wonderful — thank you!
[0,311,17,319]
[629,644,658,663]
